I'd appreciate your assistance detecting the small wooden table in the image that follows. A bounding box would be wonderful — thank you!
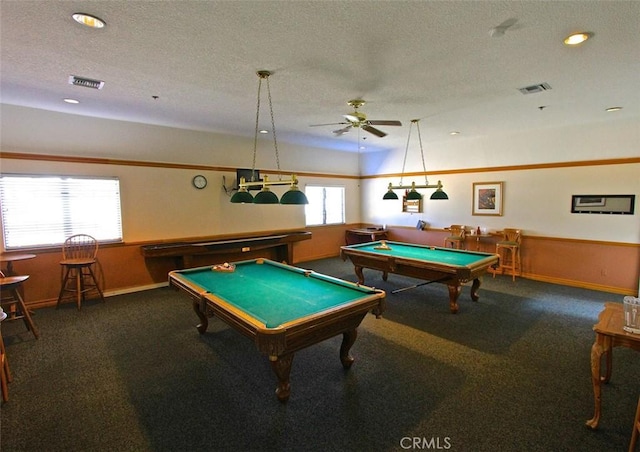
[0,253,36,276]
[586,302,640,429]
[345,228,388,246]
[467,233,494,251]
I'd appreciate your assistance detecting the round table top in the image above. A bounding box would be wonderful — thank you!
[0,253,36,262]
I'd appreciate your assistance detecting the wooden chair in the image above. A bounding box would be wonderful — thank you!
[444,225,466,249]
[494,228,522,281]
[0,270,39,339]
[57,234,105,310]
[630,395,640,452]
[1,308,13,403]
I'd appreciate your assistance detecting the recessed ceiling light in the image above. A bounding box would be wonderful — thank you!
[606,107,623,112]
[563,32,593,46]
[449,131,460,136]
[259,129,269,134]
[72,13,106,29]
[63,98,80,104]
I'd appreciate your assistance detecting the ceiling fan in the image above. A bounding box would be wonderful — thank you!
[310,99,402,137]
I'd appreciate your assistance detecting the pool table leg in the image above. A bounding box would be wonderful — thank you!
[270,354,294,402]
[192,299,209,334]
[447,285,461,314]
[340,329,357,369]
[470,278,481,301]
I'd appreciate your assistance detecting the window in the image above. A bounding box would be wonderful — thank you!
[305,185,345,226]
[0,175,123,250]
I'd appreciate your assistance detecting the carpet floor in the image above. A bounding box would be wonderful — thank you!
[1,257,638,452]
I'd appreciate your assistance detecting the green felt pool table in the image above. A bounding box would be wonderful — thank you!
[169,258,385,402]
[340,241,499,314]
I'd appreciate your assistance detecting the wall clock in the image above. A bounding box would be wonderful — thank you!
[192,175,207,189]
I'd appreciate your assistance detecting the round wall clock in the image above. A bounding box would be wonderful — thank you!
[192,175,207,189]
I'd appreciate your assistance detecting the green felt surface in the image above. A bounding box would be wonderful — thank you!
[179,261,376,328]
[347,241,488,266]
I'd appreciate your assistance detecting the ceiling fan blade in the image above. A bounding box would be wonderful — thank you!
[333,125,352,135]
[309,122,349,127]
[497,18,518,30]
[362,125,387,137]
[368,120,402,126]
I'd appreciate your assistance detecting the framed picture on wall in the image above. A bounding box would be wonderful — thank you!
[472,182,503,216]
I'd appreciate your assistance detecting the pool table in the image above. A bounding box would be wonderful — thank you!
[340,241,499,314]
[169,258,385,402]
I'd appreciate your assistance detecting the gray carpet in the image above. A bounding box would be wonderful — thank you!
[1,257,638,452]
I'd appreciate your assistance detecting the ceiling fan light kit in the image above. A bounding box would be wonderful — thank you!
[310,99,402,138]
[383,119,449,202]
[230,71,308,205]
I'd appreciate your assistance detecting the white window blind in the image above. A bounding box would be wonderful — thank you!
[0,175,123,250]
[305,185,345,226]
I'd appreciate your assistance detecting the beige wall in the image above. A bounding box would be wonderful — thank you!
[362,162,640,243]
[1,105,639,304]
[0,157,361,244]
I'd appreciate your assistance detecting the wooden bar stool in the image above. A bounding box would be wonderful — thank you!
[57,234,105,310]
[444,225,466,249]
[0,271,39,339]
[494,228,522,281]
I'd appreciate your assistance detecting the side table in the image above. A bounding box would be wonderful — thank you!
[586,302,640,429]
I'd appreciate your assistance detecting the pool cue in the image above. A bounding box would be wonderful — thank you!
[391,277,449,294]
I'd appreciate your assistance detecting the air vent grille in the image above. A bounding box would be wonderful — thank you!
[68,75,105,90]
[518,82,551,95]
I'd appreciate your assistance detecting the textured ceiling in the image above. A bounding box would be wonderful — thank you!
[1,1,638,155]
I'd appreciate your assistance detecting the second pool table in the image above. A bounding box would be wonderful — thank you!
[169,258,385,402]
[340,240,499,313]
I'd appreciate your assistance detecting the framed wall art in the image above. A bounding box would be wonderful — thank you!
[472,182,503,216]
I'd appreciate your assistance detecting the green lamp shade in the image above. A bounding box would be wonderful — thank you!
[383,190,399,200]
[406,190,423,200]
[253,189,279,204]
[280,188,309,205]
[230,190,254,203]
[430,189,449,200]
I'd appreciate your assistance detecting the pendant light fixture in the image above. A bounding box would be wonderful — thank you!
[382,119,448,201]
[230,71,308,205]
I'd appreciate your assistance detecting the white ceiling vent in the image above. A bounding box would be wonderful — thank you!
[518,82,551,95]
[68,75,105,90]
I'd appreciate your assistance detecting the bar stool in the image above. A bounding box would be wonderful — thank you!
[630,395,640,452]
[0,271,39,339]
[494,228,522,281]
[57,234,105,310]
[444,225,466,249]
[0,308,11,403]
